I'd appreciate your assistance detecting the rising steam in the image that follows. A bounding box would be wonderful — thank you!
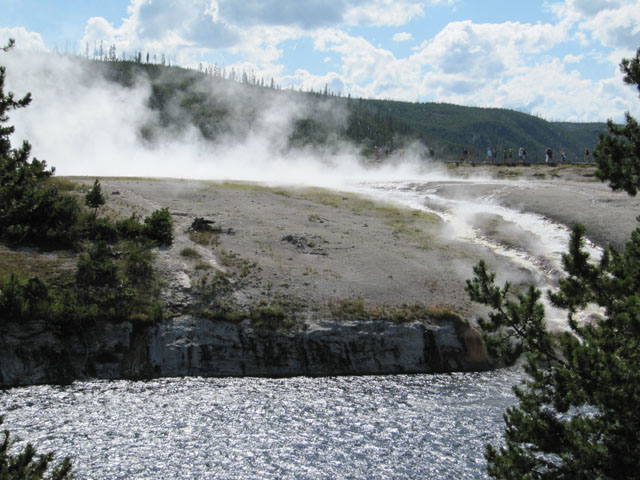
[3,49,443,189]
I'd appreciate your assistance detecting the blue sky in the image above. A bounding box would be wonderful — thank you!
[2,0,640,122]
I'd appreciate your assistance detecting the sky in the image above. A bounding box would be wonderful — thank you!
[1,0,640,122]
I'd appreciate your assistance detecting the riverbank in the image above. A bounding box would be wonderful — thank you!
[2,164,634,386]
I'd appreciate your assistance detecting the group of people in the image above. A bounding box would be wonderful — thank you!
[456,145,593,165]
[373,146,391,160]
[545,148,591,164]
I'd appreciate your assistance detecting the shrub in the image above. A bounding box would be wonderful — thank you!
[124,243,154,286]
[1,184,83,248]
[144,208,173,245]
[75,241,119,289]
[85,216,119,243]
[0,274,28,320]
[116,214,145,239]
[180,247,201,259]
[0,274,51,321]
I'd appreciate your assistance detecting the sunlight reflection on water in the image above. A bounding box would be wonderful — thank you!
[1,370,521,479]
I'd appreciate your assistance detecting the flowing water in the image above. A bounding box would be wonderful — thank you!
[1,370,521,479]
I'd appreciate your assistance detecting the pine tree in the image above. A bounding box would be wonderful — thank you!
[85,179,105,216]
[467,48,640,479]
[0,39,81,247]
[594,47,640,195]
[0,416,74,479]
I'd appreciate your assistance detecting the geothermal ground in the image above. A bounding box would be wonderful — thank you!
[62,164,639,324]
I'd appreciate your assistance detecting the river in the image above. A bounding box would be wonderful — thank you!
[1,369,521,479]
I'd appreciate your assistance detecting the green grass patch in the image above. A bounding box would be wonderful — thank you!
[330,298,464,325]
[48,176,82,192]
[249,305,295,331]
[297,189,347,208]
[204,181,272,193]
[496,168,524,178]
[0,248,75,285]
[71,176,171,182]
[194,301,296,331]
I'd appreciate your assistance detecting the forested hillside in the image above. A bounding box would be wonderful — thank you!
[93,58,606,162]
[366,100,607,161]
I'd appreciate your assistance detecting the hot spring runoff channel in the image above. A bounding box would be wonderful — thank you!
[359,179,603,331]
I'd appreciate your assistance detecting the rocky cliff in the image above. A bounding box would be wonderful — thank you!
[0,315,492,387]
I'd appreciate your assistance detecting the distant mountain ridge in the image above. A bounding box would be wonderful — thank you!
[364,100,607,162]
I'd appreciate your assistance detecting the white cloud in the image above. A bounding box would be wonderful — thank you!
[566,0,628,17]
[80,0,239,62]
[410,19,568,87]
[133,0,238,47]
[573,31,590,45]
[218,0,454,29]
[554,0,640,51]
[231,25,300,63]
[581,2,640,49]
[563,53,584,62]
[392,32,413,42]
[343,1,426,26]
[306,18,639,121]
[313,29,419,89]
[408,18,639,120]
[0,27,48,52]
[219,0,345,29]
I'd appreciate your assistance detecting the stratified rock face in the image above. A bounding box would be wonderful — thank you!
[0,317,492,387]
